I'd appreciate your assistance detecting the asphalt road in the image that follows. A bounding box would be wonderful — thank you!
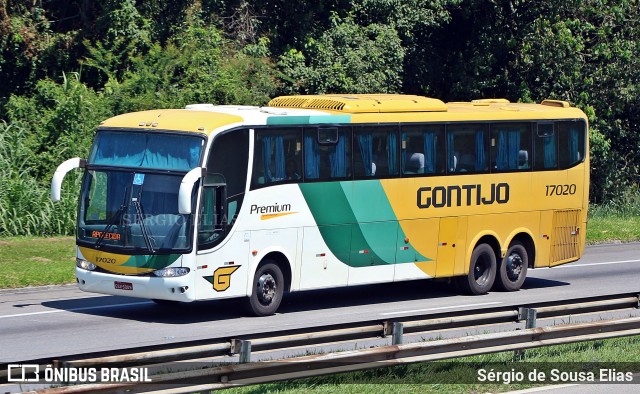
[1,242,638,364]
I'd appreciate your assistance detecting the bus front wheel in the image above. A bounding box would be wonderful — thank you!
[456,243,496,295]
[495,241,528,291]
[247,261,284,316]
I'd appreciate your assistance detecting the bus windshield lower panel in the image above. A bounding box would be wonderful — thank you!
[78,170,193,254]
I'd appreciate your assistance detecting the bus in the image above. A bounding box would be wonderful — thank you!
[51,94,589,316]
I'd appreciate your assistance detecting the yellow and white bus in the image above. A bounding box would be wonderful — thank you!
[51,94,589,315]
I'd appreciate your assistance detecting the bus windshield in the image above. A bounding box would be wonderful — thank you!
[89,130,204,171]
[78,170,194,253]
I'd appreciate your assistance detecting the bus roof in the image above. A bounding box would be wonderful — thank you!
[98,95,587,136]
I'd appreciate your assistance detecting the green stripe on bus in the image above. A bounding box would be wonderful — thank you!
[121,254,182,269]
[347,181,429,264]
[266,115,351,125]
[299,181,429,267]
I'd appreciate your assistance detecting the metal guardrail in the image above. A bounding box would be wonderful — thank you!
[23,316,640,394]
[53,292,640,367]
[2,292,639,393]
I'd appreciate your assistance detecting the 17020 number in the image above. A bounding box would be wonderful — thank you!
[545,184,576,196]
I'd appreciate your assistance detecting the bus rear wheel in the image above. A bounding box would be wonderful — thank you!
[456,243,496,295]
[495,241,528,291]
[247,261,284,316]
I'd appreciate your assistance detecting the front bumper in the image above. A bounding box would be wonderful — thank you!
[75,267,196,302]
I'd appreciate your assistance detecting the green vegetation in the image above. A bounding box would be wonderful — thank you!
[0,1,639,236]
[0,236,75,288]
[587,217,640,244]
[224,335,640,393]
[587,187,640,243]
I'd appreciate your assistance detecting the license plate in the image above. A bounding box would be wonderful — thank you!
[114,281,133,290]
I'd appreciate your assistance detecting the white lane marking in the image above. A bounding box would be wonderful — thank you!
[379,301,503,316]
[552,259,640,269]
[503,383,580,393]
[0,301,152,319]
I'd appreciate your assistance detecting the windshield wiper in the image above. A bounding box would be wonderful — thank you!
[133,199,155,253]
[133,185,156,253]
[95,185,129,250]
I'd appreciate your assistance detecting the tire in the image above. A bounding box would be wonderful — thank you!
[455,243,497,295]
[247,261,284,316]
[494,240,528,291]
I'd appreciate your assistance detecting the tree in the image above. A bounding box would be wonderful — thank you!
[512,0,640,202]
[93,3,278,111]
[278,14,405,94]
[351,0,459,94]
[0,1,77,101]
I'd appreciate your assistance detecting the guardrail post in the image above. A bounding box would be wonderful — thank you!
[525,308,537,329]
[239,340,252,363]
[230,338,252,363]
[517,307,526,322]
[392,322,404,345]
[514,307,537,361]
[517,307,537,328]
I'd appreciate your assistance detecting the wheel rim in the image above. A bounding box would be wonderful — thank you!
[474,254,492,286]
[257,272,276,305]
[505,252,523,282]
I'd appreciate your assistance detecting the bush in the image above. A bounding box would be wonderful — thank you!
[0,122,79,236]
[0,7,280,237]
[589,185,640,219]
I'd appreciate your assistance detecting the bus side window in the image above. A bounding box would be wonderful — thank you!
[252,128,302,186]
[490,123,531,171]
[558,121,585,169]
[534,123,557,170]
[199,129,248,250]
[303,128,320,180]
[447,124,489,173]
[304,127,351,180]
[198,179,226,244]
[198,183,217,243]
[400,125,444,176]
[354,126,400,178]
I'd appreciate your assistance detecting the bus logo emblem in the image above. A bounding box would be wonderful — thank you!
[206,266,241,292]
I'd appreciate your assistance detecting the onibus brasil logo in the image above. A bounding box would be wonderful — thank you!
[6,364,151,383]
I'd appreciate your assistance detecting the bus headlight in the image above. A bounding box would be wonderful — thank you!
[153,267,190,277]
[76,258,96,271]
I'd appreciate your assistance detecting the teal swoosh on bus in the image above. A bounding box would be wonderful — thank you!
[266,115,352,125]
[299,181,430,267]
[120,253,182,269]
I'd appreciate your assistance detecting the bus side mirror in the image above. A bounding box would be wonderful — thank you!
[51,158,86,202]
[178,167,205,215]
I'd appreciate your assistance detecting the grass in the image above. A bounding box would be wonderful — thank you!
[223,335,640,393]
[587,215,640,243]
[0,236,76,288]
[587,188,640,243]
